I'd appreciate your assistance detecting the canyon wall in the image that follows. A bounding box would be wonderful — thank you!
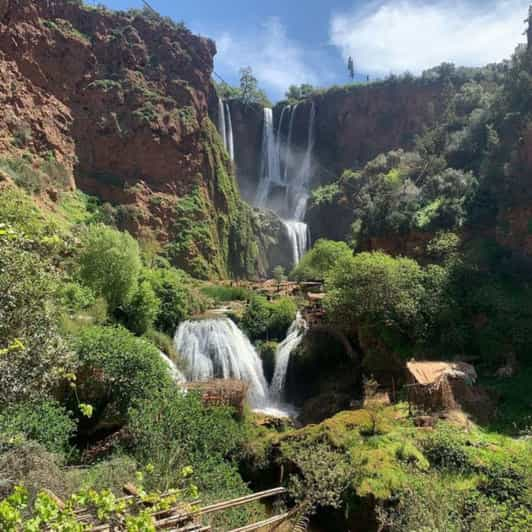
[230,80,447,200]
[0,0,279,278]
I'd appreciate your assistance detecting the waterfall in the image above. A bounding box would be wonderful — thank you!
[254,102,316,266]
[255,108,281,207]
[217,98,234,161]
[217,97,227,150]
[283,103,299,182]
[291,101,316,222]
[225,102,235,161]
[283,220,310,265]
[276,105,290,181]
[159,351,187,386]
[174,318,269,408]
[270,312,307,405]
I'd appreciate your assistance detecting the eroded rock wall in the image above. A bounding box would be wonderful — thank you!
[0,0,275,278]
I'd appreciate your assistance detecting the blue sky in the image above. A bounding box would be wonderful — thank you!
[95,0,530,101]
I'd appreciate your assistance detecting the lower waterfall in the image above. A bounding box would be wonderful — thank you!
[269,312,307,404]
[174,315,307,417]
[174,318,269,408]
[159,351,187,386]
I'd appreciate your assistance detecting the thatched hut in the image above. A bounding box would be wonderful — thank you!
[406,361,479,414]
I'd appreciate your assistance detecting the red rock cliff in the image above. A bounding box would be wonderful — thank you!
[0,0,262,278]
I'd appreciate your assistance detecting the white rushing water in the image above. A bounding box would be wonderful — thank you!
[254,103,316,266]
[256,108,281,207]
[269,312,307,404]
[159,351,187,386]
[217,97,227,150]
[283,103,299,183]
[225,102,235,161]
[283,220,310,265]
[217,98,234,161]
[174,318,269,408]
[173,315,307,418]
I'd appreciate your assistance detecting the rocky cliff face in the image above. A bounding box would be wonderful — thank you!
[230,80,446,200]
[309,81,446,184]
[0,0,272,278]
[227,101,264,204]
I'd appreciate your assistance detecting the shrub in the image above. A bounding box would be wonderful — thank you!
[71,326,170,425]
[0,400,76,455]
[422,428,473,472]
[291,239,353,281]
[128,386,263,528]
[78,224,141,311]
[128,387,245,491]
[0,231,74,404]
[201,285,252,302]
[325,252,426,338]
[122,280,161,335]
[143,266,203,335]
[241,296,297,342]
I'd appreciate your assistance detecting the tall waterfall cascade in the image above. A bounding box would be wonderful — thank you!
[269,312,307,404]
[254,103,316,266]
[225,102,235,161]
[174,318,269,408]
[217,98,235,161]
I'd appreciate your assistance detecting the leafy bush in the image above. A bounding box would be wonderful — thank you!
[0,400,76,455]
[128,386,261,528]
[325,252,426,338]
[143,265,206,335]
[291,239,353,281]
[128,387,244,489]
[78,224,141,311]
[241,296,297,342]
[201,285,252,302]
[71,326,170,425]
[0,230,74,404]
[422,428,473,472]
[122,280,161,335]
[57,281,98,314]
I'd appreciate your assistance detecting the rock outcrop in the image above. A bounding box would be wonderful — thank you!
[0,0,267,278]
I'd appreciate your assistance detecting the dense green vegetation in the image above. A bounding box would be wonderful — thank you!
[291,239,353,280]
[0,184,263,529]
[240,295,297,342]
[2,4,532,530]
[248,406,531,531]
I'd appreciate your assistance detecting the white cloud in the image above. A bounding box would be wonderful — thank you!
[214,17,319,97]
[330,0,529,75]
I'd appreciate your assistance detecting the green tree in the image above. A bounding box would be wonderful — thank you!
[71,326,170,428]
[240,67,259,104]
[241,296,297,341]
[325,252,427,371]
[238,67,270,106]
[0,230,73,404]
[291,239,352,281]
[285,84,315,101]
[123,280,161,336]
[78,224,141,311]
[143,265,202,335]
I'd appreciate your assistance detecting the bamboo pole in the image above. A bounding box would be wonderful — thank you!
[227,511,292,532]
[192,487,287,517]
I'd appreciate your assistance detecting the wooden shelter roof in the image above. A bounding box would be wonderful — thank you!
[406,361,477,386]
